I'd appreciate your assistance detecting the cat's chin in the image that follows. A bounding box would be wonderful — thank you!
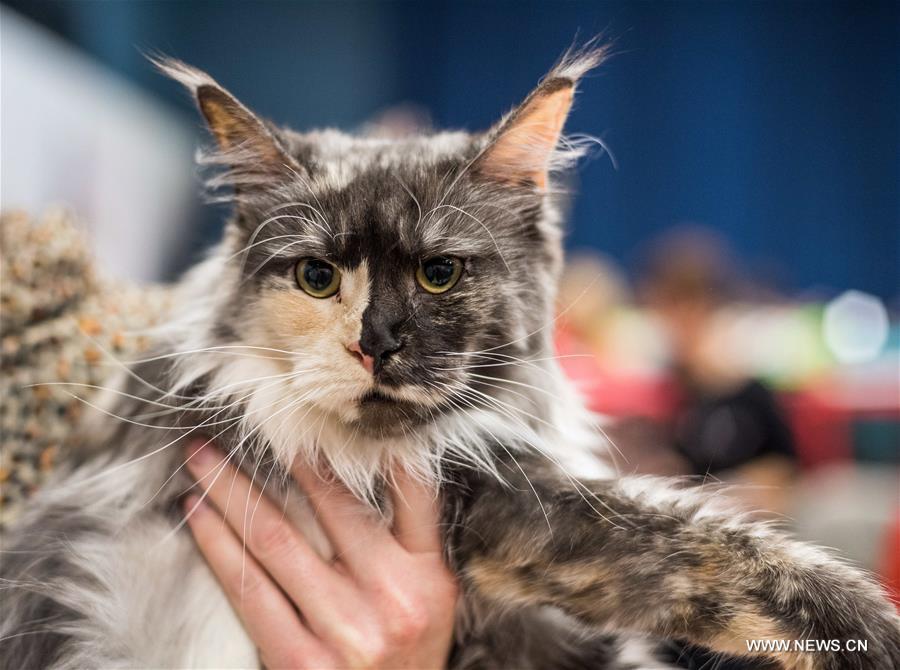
[349,389,430,437]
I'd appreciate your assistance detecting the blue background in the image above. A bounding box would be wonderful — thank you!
[7,0,898,299]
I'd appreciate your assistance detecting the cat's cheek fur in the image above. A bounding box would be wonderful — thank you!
[250,261,373,406]
[255,262,367,348]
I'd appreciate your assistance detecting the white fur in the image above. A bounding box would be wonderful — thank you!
[60,521,256,669]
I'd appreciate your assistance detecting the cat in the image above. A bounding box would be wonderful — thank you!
[2,45,899,670]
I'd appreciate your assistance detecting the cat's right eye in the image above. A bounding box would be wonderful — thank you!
[295,258,341,298]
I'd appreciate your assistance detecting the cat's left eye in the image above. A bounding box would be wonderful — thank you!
[416,256,463,294]
[296,258,341,298]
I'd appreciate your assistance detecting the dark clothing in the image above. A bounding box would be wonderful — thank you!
[673,378,796,476]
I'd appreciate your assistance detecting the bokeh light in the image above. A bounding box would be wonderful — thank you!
[823,290,889,364]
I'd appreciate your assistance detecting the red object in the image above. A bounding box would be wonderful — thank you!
[782,392,852,468]
[555,327,677,421]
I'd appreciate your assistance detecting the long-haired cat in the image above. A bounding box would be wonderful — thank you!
[2,46,899,670]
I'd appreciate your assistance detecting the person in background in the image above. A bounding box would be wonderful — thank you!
[640,227,798,516]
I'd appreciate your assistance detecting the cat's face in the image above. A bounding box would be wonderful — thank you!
[161,50,603,440]
[229,142,558,437]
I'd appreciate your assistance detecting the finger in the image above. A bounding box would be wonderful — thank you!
[184,495,334,669]
[390,467,442,554]
[292,463,397,569]
[184,442,345,624]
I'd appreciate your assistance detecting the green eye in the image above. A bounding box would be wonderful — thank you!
[416,256,462,294]
[296,258,341,298]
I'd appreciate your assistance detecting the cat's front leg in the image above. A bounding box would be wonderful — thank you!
[447,456,900,670]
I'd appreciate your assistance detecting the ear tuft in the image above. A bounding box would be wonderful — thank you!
[151,55,301,200]
[150,56,218,93]
[476,42,610,190]
[544,41,611,87]
[153,56,281,155]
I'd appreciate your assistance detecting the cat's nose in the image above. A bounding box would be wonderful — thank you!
[357,327,403,374]
[347,341,375,375]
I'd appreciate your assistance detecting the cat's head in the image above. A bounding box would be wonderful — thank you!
[158,47,606,488]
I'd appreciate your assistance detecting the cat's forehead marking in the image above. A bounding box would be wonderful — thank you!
[339,259,370,337]
[296,129,474,192]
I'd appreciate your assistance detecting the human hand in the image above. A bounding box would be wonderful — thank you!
[183,441,458,669]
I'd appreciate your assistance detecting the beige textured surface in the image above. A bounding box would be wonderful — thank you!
[0,209,174,531]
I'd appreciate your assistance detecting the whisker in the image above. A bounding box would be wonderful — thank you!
[439,393,553,534]
[429,379,630,529]
[123,344,302,365]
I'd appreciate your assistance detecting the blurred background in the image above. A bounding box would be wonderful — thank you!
[2,0,898,602]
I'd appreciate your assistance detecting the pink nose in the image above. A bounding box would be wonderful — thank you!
[347,341,375,375]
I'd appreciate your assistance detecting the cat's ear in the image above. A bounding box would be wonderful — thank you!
[475,45,608,190]
[153,57,302,190]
